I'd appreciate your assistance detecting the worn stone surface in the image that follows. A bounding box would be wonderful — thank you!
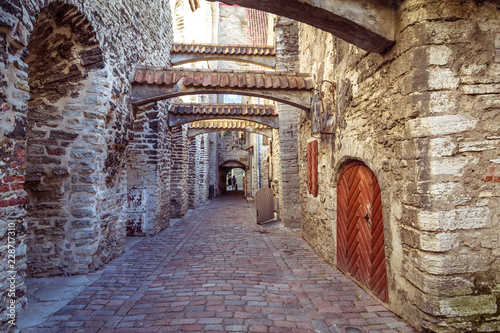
[20,194,416,333]
[0,0,172,330]
[170,125,189,218]
[275,17,304,229]
[127,101,171,237]
[296,0,500,331]
[205,0,397,52]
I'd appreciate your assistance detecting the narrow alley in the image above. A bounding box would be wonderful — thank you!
[25,193,414,333]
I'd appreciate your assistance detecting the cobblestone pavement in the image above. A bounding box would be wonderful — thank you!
[28,193,416,333]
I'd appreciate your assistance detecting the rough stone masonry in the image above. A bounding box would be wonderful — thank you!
[295,0,500,332]
[0,0,172,330]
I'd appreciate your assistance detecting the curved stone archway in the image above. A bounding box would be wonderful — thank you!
[131,67,313,110]
[25,2,107,277]
[186,118,273,138]
[204,0,396,53]
[189,128,272,139]
[171,114,277,128]
[171,43,276,69]
[220,160,247,169]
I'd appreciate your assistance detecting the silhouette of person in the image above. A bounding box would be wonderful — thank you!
[232,175,237,191]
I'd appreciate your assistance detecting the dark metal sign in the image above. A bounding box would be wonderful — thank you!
[310,91,335,135]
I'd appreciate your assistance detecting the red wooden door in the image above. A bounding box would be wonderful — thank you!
[337,161,388,302]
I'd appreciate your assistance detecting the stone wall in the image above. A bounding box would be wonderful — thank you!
[296,0,500,331]
[170,125,189,218]
[188,135,202,209]
[259,136,270,189]
[270,129,282,219]
[0,0,172,330]
[127,101,171,236]
[187,134,210,208]
[208,132,220,197]
[199,134,210,203]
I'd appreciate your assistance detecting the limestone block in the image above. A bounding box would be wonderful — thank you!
[440,295,497,317]
[427,45,453,66]
[429,137,456,157]
[462,83,500,95]
[404,263,473,296]
[429,91,456,114]
[430,156,477,177]
[420,232,458,252]
[459,140,499,153]
[416,206,489,231]
[427,182,471,206]
[406,115,477,138]
[412,249,490,274]
[402,227,457,252]
[460,63,489,84]
[428,68,459,90]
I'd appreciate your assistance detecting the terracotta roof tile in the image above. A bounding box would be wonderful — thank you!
[189,120,270,130]
[133,67,313,91]
[172,42,275,56]
[170,103,277,116]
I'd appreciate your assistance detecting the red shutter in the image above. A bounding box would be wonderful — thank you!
[307,140,318,197]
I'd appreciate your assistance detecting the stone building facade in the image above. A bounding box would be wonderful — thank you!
[291,1,500,331]
[2,0,499,332]
[0,0,173,329]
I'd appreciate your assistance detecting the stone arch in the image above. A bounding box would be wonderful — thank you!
[25,2,107,276]
[171,56,275,70]
[171,116,277,129]
[134,88,311,111]
[204,0,396,53]
[189,128,272,138]
[220,160,247,169]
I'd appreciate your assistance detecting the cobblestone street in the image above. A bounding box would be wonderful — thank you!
[28,193,415,333]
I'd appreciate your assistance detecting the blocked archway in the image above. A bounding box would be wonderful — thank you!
[337,161,388,302]
[25,2,106,276]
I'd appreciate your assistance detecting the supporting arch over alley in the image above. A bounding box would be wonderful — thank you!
[131,67,313,110]
[171,43,276,69]
[169,103,278,128]
[188,120,272,138]
[204,0,396,53]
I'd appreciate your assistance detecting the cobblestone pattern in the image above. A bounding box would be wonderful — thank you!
[297,0,500,331]
[28,194,415,333]
[0,0,172,329]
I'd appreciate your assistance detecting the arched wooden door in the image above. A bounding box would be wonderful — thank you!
[337,161,388,302]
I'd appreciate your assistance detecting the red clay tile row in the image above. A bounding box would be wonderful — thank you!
[172,42,275,56]
[133,67,313,90]
[188,120,270,130]
[170,103,277,116]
